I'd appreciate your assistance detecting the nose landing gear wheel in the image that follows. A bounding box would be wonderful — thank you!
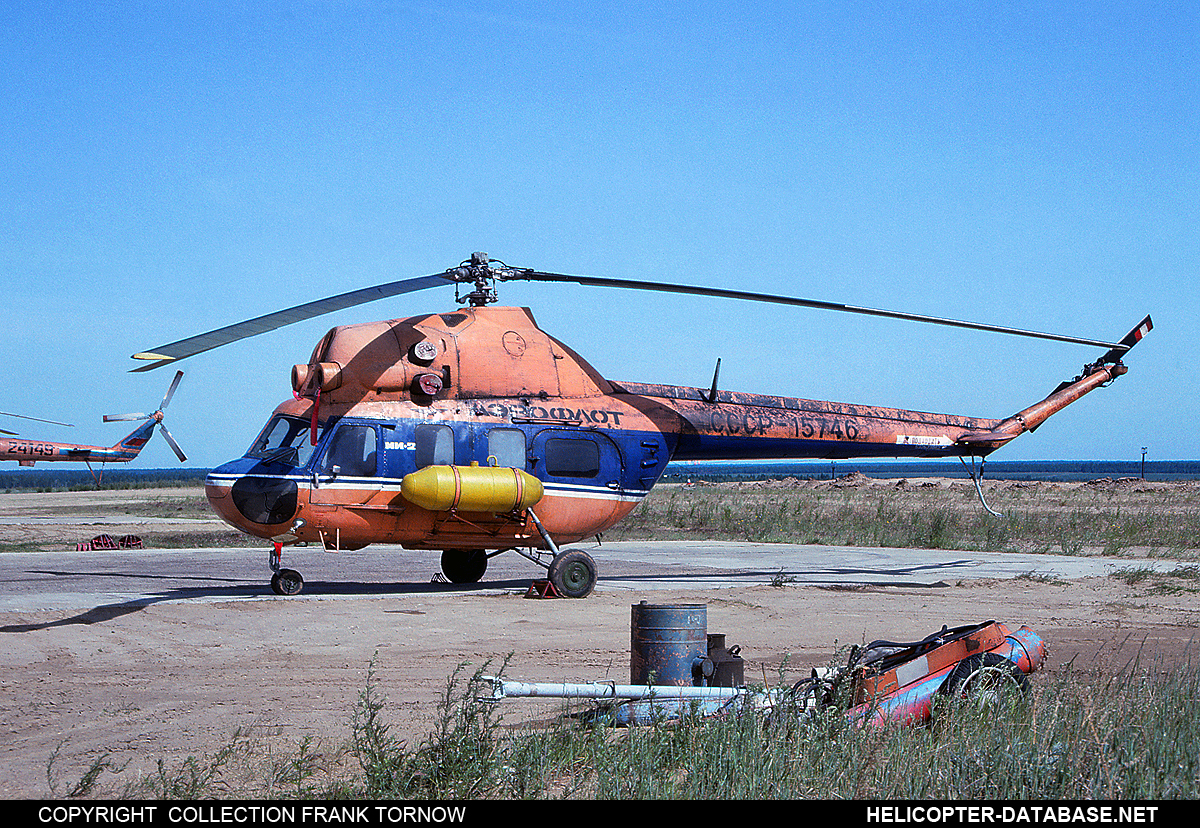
[547,549,597,599]
[271,568,304,596]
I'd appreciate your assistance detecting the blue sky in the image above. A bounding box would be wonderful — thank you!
[2,2,1196,469]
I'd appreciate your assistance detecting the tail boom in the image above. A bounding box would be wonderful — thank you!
[617,315,1149,462]
[616,351,1137,463]
[0,417,159,466]
[616,381,1005,461]
[953,361,1127,453]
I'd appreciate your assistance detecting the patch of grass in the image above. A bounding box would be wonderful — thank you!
[1017,572,1067,586]
[607,482,1200,559]
[46,742,125,798]
[769,569,798,588]
[1112,565,1200,596]
[51,728,348,800]
[351,655,512,799]
[0,541,55,554]
[1112,566,1156,586]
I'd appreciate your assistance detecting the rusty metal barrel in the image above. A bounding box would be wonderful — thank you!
[630,602,708,686]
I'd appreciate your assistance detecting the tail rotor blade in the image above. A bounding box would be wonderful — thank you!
[159,371,184,411]
[159,424,188,463]
[104,413,151,422]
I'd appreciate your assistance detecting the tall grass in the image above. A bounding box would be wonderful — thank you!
[75,653,1199,799]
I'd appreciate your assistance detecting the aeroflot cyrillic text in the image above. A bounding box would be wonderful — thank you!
[474,402,624,425]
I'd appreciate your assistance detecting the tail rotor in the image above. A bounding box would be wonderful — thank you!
[104,371,188,462]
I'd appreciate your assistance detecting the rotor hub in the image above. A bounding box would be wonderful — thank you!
[448,252,510,306]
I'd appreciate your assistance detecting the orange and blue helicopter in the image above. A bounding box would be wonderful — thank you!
[131,254,1151,597]
[2,371,187,478]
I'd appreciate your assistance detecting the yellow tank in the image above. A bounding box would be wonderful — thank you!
[401,463,544,513]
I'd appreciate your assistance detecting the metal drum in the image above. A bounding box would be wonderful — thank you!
[630,602,708,686]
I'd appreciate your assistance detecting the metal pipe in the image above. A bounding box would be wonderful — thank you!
[484,677,754,702]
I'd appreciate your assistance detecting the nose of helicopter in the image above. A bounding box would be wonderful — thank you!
[205,460,299,533]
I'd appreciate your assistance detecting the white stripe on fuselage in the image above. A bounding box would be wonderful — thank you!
[205,473,648,503]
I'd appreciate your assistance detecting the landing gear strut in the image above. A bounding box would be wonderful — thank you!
[269,543,304,596]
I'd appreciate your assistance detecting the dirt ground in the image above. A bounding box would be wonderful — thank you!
[1,485,1198,799]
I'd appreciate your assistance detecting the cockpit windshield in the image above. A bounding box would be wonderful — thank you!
[246,415,321,468]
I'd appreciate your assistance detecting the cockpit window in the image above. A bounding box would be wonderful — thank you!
[247,415,321,468]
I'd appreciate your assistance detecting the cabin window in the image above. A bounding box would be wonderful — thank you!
[487,428,526,469]
[247,415,320,468]
[544,437,600,478]
[415,424,454,468]
[319,424,378,477]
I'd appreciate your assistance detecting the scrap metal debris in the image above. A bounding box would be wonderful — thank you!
[482,618,1045,729]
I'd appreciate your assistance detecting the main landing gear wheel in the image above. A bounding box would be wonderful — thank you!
[440,549,488,584]
[547,549,597,599]
[271,568,304,596]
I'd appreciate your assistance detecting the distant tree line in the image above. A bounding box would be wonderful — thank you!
[0,468,211,492]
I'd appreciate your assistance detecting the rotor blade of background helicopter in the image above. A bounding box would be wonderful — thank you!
[507,271,1126,351]
[0,411,75,427]
[130,273,454,371]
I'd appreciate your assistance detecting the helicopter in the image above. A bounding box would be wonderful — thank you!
[132,254,1151,597]
[1,371,187,478]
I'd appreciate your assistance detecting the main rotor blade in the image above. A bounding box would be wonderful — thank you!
[131,273,454,371]
[508,271,1127,351]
